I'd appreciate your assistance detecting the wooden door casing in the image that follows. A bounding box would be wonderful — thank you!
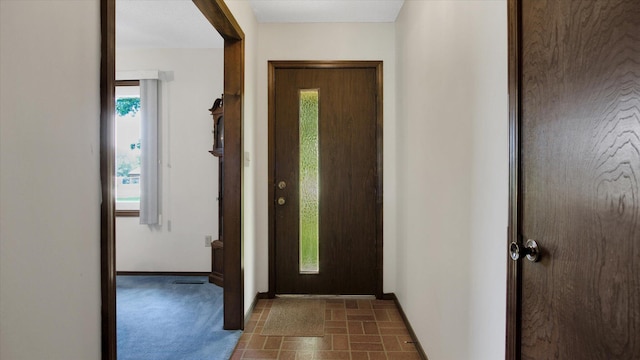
[268,61,384,297]
[508,0,640,359]
[101,0,246,357]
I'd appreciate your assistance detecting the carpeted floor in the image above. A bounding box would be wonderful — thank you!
[117,275,242,360]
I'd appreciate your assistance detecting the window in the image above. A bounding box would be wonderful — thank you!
[115,80,141,216]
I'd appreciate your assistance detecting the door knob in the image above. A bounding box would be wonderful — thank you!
[277,181,287,190]
[277,197,286,205]
[510,239,539,262]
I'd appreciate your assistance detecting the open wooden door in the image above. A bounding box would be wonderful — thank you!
[507,0,640,358]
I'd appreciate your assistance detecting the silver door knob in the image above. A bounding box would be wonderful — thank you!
[510,239,539,262]
[277,197,286,205]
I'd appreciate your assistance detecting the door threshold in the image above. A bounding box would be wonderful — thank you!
[275,294,376,300]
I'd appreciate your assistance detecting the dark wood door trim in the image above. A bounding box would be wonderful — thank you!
[267,60,384,298]
[99,0,116,357]
[506,0,521,359]
[100,0,245,358]
[193,0,243,41]
[220,36,244,330]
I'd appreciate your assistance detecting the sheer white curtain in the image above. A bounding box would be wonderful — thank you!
[139,79,159,225]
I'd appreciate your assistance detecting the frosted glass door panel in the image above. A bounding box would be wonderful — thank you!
[299,89,319,274]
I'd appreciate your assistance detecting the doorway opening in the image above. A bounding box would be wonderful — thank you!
[100,0,245,358]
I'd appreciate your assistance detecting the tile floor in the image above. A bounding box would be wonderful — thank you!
[230,298,422,360]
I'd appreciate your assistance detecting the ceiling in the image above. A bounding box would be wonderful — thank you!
[116,0,224,49]
[116,0,405,49]
[248,0,404,23]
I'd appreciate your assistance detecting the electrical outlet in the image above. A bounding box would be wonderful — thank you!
[205,235,212,247]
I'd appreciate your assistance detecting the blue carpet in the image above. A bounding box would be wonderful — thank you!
[117,276,242,360]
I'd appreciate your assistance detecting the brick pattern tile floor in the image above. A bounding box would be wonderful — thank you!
[231,298,422,360]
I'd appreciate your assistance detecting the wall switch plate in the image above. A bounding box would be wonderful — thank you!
[205,235,212,247]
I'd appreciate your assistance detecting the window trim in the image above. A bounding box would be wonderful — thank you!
[115,80,141,217]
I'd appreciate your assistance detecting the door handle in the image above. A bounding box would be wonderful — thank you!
[510,239,539,262]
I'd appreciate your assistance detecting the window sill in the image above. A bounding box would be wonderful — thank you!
[116,210,140,217]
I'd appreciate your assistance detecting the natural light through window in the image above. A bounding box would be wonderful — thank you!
[115,83,141,212]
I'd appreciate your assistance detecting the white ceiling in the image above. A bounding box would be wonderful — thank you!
[116,0,405,49]
[248,0,404,23]
[116,0,224,49]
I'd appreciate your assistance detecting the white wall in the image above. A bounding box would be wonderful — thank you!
[254,22,398,293]
[0,1,101,359]
[115,48,223,272]
[466,3,508,358]
[395,1,508,360]
[224,0,260,315]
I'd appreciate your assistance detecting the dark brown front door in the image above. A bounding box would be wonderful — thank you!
[269,62,382,296]
[508,0,640,358]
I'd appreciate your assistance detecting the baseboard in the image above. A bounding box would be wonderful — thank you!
[116,271,210,276]
[245,292,269,329]
[383,293,429,360]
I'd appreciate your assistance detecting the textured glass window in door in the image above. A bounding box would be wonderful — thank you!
[299,89,319,274]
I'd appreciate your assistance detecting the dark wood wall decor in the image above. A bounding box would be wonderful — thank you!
[100,0,245,358]
[209,96,224,286]
[507,0,640,359]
